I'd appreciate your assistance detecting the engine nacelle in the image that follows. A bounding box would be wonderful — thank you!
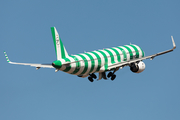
[130,61,145,73]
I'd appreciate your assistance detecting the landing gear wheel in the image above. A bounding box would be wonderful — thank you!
[88,77,94,82]
[107,72,113,78]
[90,73,97,79]
[111,74,116,81]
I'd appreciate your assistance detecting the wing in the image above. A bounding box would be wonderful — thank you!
[107,36,176,70]
[4,52,53,69]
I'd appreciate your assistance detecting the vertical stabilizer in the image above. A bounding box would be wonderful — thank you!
[51,27,69,60]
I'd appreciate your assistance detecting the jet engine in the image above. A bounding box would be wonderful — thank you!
[130,61,145,73]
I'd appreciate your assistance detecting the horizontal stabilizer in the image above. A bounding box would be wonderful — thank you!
[4,51,53,68]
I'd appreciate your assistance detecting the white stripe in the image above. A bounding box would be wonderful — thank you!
[64,46,69,58]
[73,55,85,75]
[81,53,91,75]
[125,45,136,58]
[55,28,61,60]
[93,51,105,67]
[59,59,66,71]
[112,47,124,62]
[88,52,98,73]
[106,48,117,63]
[132,44,143,58]
[119,46,130,61]
[99,50,111,64]
[66,57,76,74]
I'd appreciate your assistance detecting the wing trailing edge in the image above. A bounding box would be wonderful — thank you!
[4,51,53,69]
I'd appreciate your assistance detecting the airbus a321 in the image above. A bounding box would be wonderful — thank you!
[4,27,176,82]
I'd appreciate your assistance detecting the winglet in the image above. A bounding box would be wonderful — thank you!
[4,51,10,63]
[171,36,176,50]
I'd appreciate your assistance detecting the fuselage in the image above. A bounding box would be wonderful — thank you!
[53,44,144,76]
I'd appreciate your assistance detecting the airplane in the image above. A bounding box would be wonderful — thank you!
[4,27,176,82]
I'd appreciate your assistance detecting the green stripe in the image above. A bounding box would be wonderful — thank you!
[135,45,144,57]
[4,52,10,62]
[110,48,121,62]
[69,56,80,74]
[51,27,58,58]
[91,51,101,72]
[84,53,95,73]
[104,49,114,63]
[116,47,127,61]
[97,50,108,64]
[129,45,139,58]
[123,46,133,60]
[77,54,88,75]
[62,58,71,72]
[51,27,67,59]
[6,57,10,62]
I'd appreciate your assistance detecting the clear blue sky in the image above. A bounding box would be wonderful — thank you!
[1,0,180,120]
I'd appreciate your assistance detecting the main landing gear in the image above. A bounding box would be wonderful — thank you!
[88,73,97,82]
[88,72,117,82]
[107,67,119,81]
[107,72,116,81]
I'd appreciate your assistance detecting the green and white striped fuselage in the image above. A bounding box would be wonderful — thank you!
[53,44,144,76]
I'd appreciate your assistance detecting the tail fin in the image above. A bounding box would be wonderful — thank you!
[51,27,69,60]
